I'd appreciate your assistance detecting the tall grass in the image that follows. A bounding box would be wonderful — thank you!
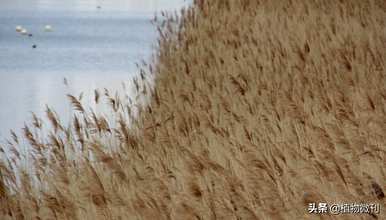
[1,0,385,219]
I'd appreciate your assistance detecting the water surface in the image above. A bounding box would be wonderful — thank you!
[0,0,189,139]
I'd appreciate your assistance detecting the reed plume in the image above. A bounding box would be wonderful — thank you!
[0,0,385,219]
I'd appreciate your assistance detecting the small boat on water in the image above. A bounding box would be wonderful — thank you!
[44,25,53,32]
[20,29,28,35]
[16,25,23,32]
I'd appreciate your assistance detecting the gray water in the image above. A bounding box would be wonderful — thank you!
[0,0,189,139]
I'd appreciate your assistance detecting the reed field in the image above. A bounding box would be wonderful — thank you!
[1,0,385,219]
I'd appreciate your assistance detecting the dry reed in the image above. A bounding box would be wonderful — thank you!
[0,0,385,219]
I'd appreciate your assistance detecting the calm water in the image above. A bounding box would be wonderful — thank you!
[0,0,189,139]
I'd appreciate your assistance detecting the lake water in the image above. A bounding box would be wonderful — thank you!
[0,0,189,139]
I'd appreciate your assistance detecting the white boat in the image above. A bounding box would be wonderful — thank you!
[20,29,28,35]
[44,25,53,32]
[16,25,23,32]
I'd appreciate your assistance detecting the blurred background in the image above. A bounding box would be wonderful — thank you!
[0,0,190,138]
